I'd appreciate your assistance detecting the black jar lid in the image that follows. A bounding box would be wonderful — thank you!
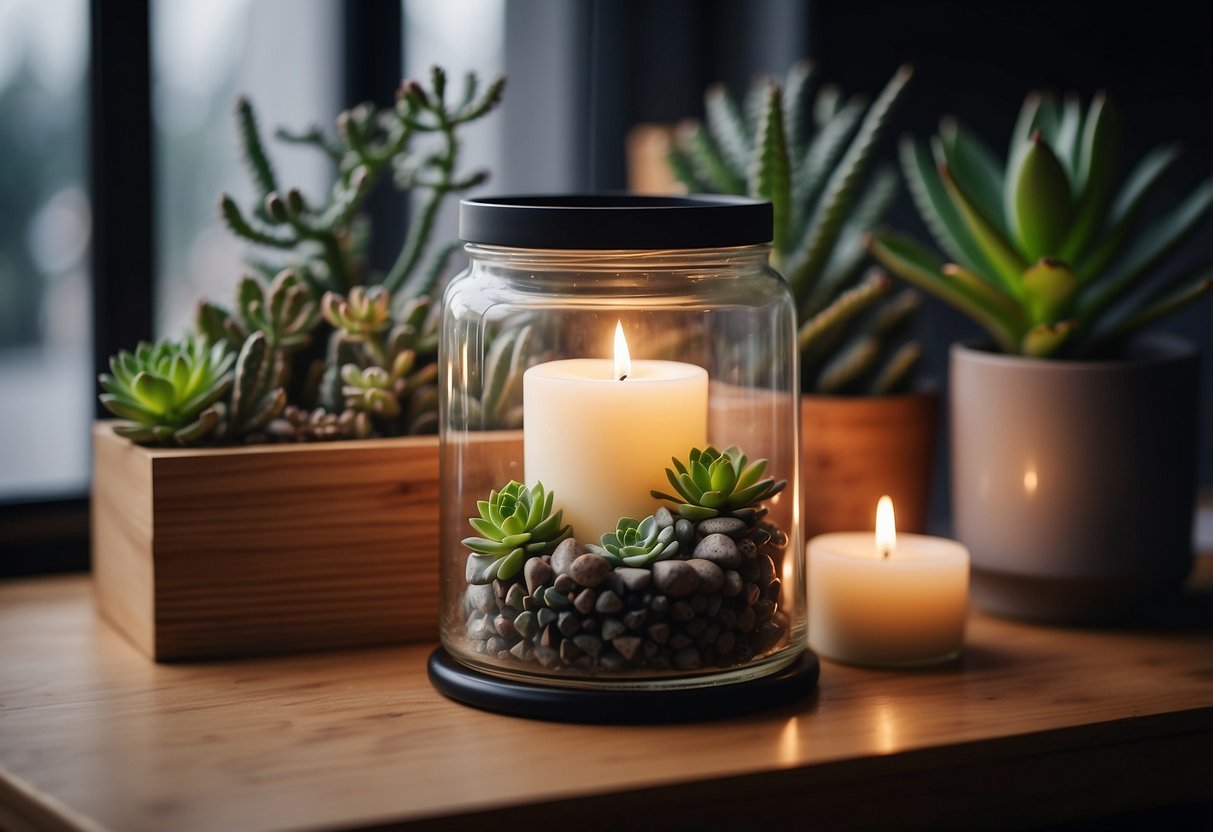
[459,194,772,250]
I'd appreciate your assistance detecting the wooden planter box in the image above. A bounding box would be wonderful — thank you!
[91,423,441,661]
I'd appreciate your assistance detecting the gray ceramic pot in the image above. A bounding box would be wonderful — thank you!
[950,336,1199,623]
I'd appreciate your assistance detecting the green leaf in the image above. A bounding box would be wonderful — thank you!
[750,82,792,258]
[679,122,745,194]
[1059,93,1120,264]
[1053,94,1084,182]
[1021,259,1078,324]
[1086,270,1212,351]
[705,84,751,175]
[1021,320,1075,358]
[940,164,1028,295]
[937,119,1010,237]
[817,334,879,393]
[941,263,1025,326]
[131,372,176,414]
[782,60,817,157]
[495,547,526,581]
[1010,133,1073,260]
[870,341,922,395]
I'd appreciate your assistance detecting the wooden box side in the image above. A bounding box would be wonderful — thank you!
[91,424,156,656]
[149,437,440,659]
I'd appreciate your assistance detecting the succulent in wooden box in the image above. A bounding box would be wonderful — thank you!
[464,481,571,583]
[868,91,1213,357]
[651,445,786,522]
[587,515,679,567]
[669,63,921,394]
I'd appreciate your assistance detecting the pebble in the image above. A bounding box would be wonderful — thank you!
[716,631,736,656]
[654,506,675,528]
[581,618,598,632]
[523,594,541,612]
[765,578,782,602]
[693,534,740,569]
[595,590,624,613]
[753,599,775,624]
[689,594,707,613]
[543,587,571,610]
[486,636,508,655]
[649,595,669,613]
[553,573,577,593]
[569,556,607,591]
[722,570,743,597]
[573,634,602,657]
[759,554,776,586]
[615,567,652,592]
[540,624,558,648]
[524,558,553,595]
[466,583,496,613]
[643,640,660,659]
[536,608,556,630]
[652,560,699,597]
[751,528,772,546]
[494,614,518,640]
[743,582,761,606]
[670,601,695,622]
[686,559,724,593]
[600,651,626,671]
[560,640,582,662]
[533,645,559,668]
[466,614,490,639]
[674,518,696,551]
[736,606,756,633]
[558,611,580,637]
[601,618,626,641]
[739,559,760,581]
[670,633,693,650]
[706,594,722,617]
[505,583,526,611]
[755,620,783,651]
[673,648,702,670]
[574,588,596,614]
[492,579,508,599]
[716,608,736,630]
[550,538,581,576]
[738,539,757,560]
[614,636,642,661]
[646,623,670,644]
[513,610,537,638]
[510,640,531,661]
[697,517,747,538]
[623,609,649,630]
[685,618,707,637]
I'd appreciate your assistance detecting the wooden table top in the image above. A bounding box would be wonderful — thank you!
[2,561,1211,832]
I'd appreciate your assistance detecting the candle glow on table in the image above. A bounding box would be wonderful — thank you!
[523,323,708,540]
[808,497,969,667]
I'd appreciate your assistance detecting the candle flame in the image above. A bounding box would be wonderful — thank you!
[614,321,631,381]
[876,495,896,559]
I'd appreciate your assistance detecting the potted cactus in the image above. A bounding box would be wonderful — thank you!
[92,67,514,660]
[869,91,1210,622]
[667,63,937,539]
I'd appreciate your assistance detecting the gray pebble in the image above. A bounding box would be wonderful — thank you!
[510,640,532,661]
[581,617,598,632]
[600,651,626,671]
[573,634,602,657]
[553,573,577,593]
[669,632,692,649]
[753,599,775,624]
[570,553,612,588]
[674,518,696,551]
[539,624,558,648]
[751,528,772,546]
[716,631,736,656]
[716,607,736,630]
[722,570,743,597]
[615,567,653,592]
[686,559,724,593]
[670,601,695,622]
[595,589,624,613]
[533,645,559,668]
[513,610,537,639]
[755,620,783,652]
[560,640,582,662]
[736,606,756,633]
[706,594,722,617]
[492,579,508,599]
[652,560,699,597]
[759,554,776,586]
[466,613,490,639]
[466,583,496,614]
[524,558,553,595]
[550,538,581,576]
[654,506,675,528]
[743,582,761,606]
[505,583,526,611]
[643,640,660,659]
[765,578,782,602]
[693,534,740,569]
[574,588,597,614]
[486,636,508,654]
[697,517,747,538]
[649,595,669,613]
[601,618,626,641]
[536,608,556,630]
[523,594,542,612]
[494,614,518,640]
[689,593,708,613]
[646,622,670,644]
[739,560,760,581]
[558,611,580,637]
[544,586,571,610]
[673,648,702,670]
[738,539,757,560]
[614,636,642,661]
[623,609,648,630]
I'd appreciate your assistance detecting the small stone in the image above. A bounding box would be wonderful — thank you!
[525,558,553,595]
[689,593,708,613]
[533,645,559,668]
[466,613,490,639]
[670,601,695,622]
[643,640,660,659]
[737,606,756,633]
[738,539,757,560]
[652,560,699,597]
[722,570,743,597]
[581,618,598,632]
[523,594,541,612]
[510,640,532,661]
[693,533,740,569]
[646,622,670,644]
[568,553,610,588]
[670,633,693,649]
[755,620,784,652]
[473,640,487,654]
[558,611,580,637]
[466,583,496,613]
[697,517,747,538]
[744,582,761,606]
[574,588,597,614]
[654,506,675,528]
[759,554,776,586]
[739,560,761,581]
[492,579,508,599]
[601,618,626,641]
[706,594,722,617]
[615,567,652,592]
[560,640,583,662]
[701,624,720,646]
[686,559,724,594]
[765,578,782,602]
[600,651,626,671]
[751,528,772,546]
[573,634,602,657]
[494,614,518,640]
[753,599,775,624]
[613,636,642,661]
[536,608,556,630]
[734,643,755,664]
[716,630,736,656]
[686,618,707,637]
[716,607,736,630]
[623,609,648,630]
[513,611,537,639]
[606,571,626,596]
[673,648,702,670]
[674,518,696,551]
[505,583,526,611]
[554,573,577,593]
[486,636,508,654]
[649,651,671,669]
[649,595,669,613]
[544,587,571,610]
[595,590,624,614]
[540,624,559,648]
[550,538,581,576]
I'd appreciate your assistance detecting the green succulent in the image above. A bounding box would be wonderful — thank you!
[652,445,786,522]
[218,332,287,440]
[99,338,235,445]
[463,481,571,583]
[669,63,921,394]
[586,515,678,567]
[868,91,1213,358]
[450,322,537,430]
[321,285,392,341]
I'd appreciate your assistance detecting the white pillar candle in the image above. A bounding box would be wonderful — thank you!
[523,324,708,541]
[808,497,969,667]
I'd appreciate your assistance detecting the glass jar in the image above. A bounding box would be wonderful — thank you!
[439,195,804,690]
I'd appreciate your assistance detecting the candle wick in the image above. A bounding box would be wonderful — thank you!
[618,374,628,381]
[881,546,890,560]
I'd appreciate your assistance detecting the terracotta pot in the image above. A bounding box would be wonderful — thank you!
[952,336,1199,623]
[800,391,939,539]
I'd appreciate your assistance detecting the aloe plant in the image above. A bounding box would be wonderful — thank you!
[669,63,921,394]
[868,91,1213,358]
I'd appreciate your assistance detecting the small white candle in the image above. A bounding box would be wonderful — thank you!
[809,497,969,667]
[523,323,708,540]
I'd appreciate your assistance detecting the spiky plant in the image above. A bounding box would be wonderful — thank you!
[652,445,786,522]
[587,515,679,567]
[217,332,287,440]
[99,338,235,445]
[868,91,1213,358]
[464,481,571,583]
[669,63,921,394]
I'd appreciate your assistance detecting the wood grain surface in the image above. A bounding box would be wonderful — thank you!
[2,557,1211,832]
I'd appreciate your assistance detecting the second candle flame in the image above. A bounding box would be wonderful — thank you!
[614,321,631,381]
[876,495,896,559]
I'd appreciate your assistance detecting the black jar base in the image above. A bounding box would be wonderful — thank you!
[427,646,819,724]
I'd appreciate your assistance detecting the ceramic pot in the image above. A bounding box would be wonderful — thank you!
[800,391,938,539]
[951,336,1199,623]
